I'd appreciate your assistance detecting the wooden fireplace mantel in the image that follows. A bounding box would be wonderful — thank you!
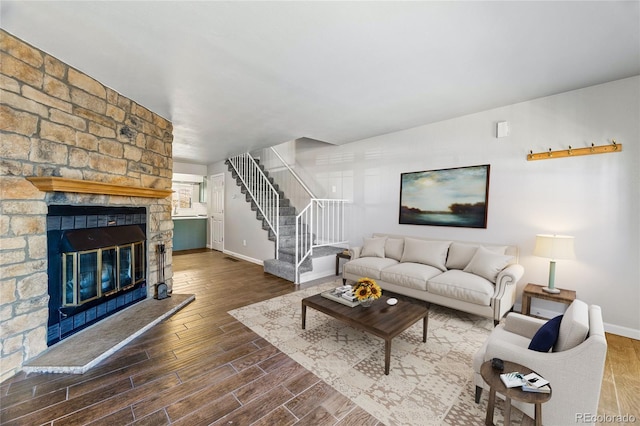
[27,177,173,199]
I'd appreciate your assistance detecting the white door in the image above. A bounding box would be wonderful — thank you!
[209,173,224,251]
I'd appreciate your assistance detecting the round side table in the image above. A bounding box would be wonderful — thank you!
[480,360,551,426]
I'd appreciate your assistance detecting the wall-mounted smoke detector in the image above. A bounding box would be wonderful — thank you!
[496,121,510,138]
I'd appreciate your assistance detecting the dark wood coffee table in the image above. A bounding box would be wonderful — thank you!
[301,292,429,375]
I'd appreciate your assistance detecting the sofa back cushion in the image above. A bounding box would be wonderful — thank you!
[462,246,513,283]
[400,238,450,271]
[361,237,387,258]
[372,233,519,264]
[554,299,589,352]
[446,242,508,270]
[385,238,405,261]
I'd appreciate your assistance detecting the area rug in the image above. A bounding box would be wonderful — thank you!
[229,280,523,425]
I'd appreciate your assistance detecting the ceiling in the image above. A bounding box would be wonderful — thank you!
[2,1,639,165]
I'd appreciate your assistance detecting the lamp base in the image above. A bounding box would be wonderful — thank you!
[542,286,561,294]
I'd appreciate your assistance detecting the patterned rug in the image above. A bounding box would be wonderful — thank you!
[229,280,524,425]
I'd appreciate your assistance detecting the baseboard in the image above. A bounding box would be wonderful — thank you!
[513,303,639,340]
[300,270,336,284]
[512,302,560,319]
[603,323,640,340]
[222,249,263,266]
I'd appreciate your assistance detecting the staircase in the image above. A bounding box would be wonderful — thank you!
[227,152,347,283]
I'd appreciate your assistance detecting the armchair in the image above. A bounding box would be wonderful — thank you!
[473,300,607,425]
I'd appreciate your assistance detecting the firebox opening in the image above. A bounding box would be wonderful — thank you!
[47,205,148,346]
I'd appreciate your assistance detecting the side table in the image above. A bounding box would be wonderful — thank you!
[335,252,351,275]
[481,360,551,426]
[521,283,576,317]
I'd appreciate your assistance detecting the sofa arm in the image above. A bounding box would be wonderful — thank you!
[495,264,524,294]
[497,263,524,285]
[491,264,524,321]
[348,246,362,259]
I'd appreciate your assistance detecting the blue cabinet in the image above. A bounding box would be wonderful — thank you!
[172,218,207,251]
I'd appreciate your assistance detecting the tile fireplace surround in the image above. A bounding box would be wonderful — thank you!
[0,29,175,381]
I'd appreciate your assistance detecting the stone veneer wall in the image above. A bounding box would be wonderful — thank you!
[0,30,175,381]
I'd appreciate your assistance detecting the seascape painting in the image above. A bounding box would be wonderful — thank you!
[399,164,490,228]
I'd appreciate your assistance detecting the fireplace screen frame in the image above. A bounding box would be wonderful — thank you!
[62,241,145,307]
[46,205,148,346]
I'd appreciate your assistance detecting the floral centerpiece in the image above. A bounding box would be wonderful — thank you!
[353,277,382,307]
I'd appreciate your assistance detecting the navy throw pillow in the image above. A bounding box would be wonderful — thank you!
[528,315,563,352]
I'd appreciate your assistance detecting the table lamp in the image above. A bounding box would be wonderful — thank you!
[533,234,575,294]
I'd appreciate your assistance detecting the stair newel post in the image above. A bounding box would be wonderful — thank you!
[295,218,299,284]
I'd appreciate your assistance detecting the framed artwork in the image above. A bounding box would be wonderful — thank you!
[399,164,490,228]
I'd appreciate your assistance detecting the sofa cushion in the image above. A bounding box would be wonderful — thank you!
[446,242,508,270]
[385,238,405,261]
[554,299,589,352]
[400,238,450,271]
[361,237,387,258]
[528,315,563,352]
[463,246,513,283]
[427,270,495,306]
[380,262,442,292]
[343,257,398,280]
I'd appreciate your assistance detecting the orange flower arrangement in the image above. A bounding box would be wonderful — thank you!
[353,277,382,301]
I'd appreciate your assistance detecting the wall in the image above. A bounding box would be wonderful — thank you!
[0,30,174,380]
[294,76,640,337]
[208,161,274,263]
[214,76,639,337]
[174,161,207,175]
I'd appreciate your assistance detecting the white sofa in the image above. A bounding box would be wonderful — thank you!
[342,233,524,323]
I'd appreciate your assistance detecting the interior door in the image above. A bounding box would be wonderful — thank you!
[209,173,224,251]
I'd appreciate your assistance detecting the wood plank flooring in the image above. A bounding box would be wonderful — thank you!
[1,249,637,425]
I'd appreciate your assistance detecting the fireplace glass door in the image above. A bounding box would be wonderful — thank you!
[133,241,144,283]
[101,247,117,295]
[62,241,145,307]
[79,250,99,304]
[118,244,133,289]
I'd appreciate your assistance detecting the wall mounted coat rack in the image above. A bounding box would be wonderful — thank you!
[527,140,622,161]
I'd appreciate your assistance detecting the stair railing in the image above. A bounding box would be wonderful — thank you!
[228,153,279,259]
[269,147,317,202]
[295,198,347,283]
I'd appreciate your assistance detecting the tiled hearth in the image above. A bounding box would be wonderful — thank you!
[23,294,195,374]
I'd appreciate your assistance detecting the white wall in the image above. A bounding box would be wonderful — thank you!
[294,76,640,337]
[174,161,208,175]
[210,76,639,337]
[208,161,275,263]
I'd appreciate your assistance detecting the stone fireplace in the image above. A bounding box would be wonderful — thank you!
[0,30,175,381]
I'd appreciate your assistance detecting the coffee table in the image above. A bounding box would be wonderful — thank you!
[301,291,429,375]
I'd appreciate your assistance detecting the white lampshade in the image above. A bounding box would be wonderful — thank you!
[534,234,575,260]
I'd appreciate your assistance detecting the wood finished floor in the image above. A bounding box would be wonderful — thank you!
[1,249,637,425]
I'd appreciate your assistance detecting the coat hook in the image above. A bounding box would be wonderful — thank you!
[527,140,622,161]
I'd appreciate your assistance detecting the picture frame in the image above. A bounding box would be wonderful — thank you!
[399,164,490,228]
